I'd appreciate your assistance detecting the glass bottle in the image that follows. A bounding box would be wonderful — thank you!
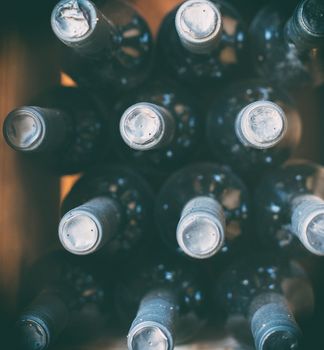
[59,164,154,257]
[206,80,302,178]
[155,162,249,260]
[51,0,153,90]
[17,252,110,350]
[216,255,314,350]
[116,256,208,350]
[249,0,324,90]
[254,160,324,256]
[3,87,109,175]
[113,80,202,171]
[157,0,247,86]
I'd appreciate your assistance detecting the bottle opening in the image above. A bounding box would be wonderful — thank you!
[4,108,45,151]
[51,0,96,42]
[302,0,324,36]
[129,324,171,350]
[235,101,287,149]
[120,103,165,150]
[59,210,100,255]
[175,0,222,53]
[305,211,324,255]
[260,328,301,350]
[17,318,49,350]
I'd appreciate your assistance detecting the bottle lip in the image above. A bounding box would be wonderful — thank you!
[235,100,288,149]
[17,317,50,350]
[175,0,222,54]
[176,210,225,259]
[298,0,324,38]
[3,107,46,152]
[128,321,173,350]
[120,102,166,151]
[51,0,97,43]
[58,208,102,255]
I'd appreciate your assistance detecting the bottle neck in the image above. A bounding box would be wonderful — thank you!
[59,196,121,255]
[234,101,288,149]
[175,0,223,54]
[120,102,176,151]
[249,292,301,350]
[51,0,118,58]
[176,196,225,259]
[285,0,324,52]
[291,194,324,255]
[17,289,70,350]
[128,289,177,350]
[3,106,71,153]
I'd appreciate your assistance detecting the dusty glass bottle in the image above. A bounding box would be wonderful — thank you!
[155,162,249,260]
[216,255,314,350]
[114,80,202,170]
[206,80,302,178]
[16,252,111,350]
[51,0,153,90]
[249,0,324,90]
[3,87,109,175]
[157,0,247,86]
[254,160,324,256]
[116,256,208,350]
[59,164,154,257]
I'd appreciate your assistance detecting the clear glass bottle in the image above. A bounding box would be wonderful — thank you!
[254,160,324,256]
[157,0,247,86]
[113,80,202,170]
[59,164,154,257]
[216,255,314,350]
[206,80,302,178]
[51,0,154,90]
[155,162,249,260]
[249,0,324,90]
[17,251,110,350]
[3,87,109,175]
[115,256,208,349]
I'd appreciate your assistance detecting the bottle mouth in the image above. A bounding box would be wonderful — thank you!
[51,0,97,43]
[128,322,172,350]
[258,326,301,350]
[58,209,101,255]
[303,210,324,256]
[3,107,45,151]
[17,317,49,350]
[300,0,324,38]
[120,103,165,151]
[175,0,222,54]
[177,212,224,259]
[235,101,287,149]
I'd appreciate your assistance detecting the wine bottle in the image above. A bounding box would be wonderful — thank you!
[155,162,249,260]
[51,0,153,91]
[115,256,208,349]
[3,87,109,175]
[216,255,314,350]
[249,0,324,90]
[157,0,247,86]
[114,80,202,170]
[206,80,302,178]
[254,160,324,256]
[59,164,154,257]
[17,252,110,350]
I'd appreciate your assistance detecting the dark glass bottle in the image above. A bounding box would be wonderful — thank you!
[206,80,302,178]
[115,256,208,349]
[114,81,202,170]
[2,87,109,175]
[51,0,153,91]
[216,255,314,350]
[249,0,324,90]
[157,0,247,86]
[59,164,154,257]
[155,162,249,260]
[17,252,110,350]
[254,161,324,256]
